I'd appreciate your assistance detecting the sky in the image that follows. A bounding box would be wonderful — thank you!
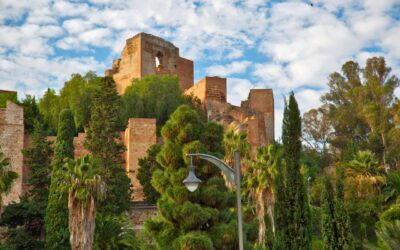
[1,0,400,138]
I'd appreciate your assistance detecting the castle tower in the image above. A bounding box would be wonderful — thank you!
[105,33,194,95]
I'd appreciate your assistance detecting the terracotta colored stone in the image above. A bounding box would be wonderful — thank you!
[106,33,194,94]
[124,118,157,201]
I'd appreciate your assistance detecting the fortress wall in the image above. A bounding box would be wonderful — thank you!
[124,118,156,201]
[0,101,24,206]
[176,57,194,91]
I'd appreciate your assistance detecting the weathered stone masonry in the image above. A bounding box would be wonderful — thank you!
[0,99,24,206]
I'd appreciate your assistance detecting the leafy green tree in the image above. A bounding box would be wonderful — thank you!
[59,72,102,131]
[38,88,61,135]
[0,146,18,213]
[321,57,399,168]
[21,95,42,134]
[145,105,246,249]
[137,144,162,203]
[277,93,311,249]
[122,75,185,128]
[61,155,106,250]
[45,109,76,250]
[321,61,369,151]
[85,76,131,215]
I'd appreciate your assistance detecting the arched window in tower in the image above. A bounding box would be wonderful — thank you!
[155,51,163,71]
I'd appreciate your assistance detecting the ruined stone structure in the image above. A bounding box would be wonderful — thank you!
[185,78,274,148]
[105,33,194,94]
[0,33,274,205]
[0,98,25,206]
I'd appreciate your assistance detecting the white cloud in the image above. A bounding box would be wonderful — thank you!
[205,61,252,77]
[227,78,255,106]
[0,0,399,139]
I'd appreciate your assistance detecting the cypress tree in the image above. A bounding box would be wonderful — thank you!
[335,175,353,249]
[273,156,288,249]
[45,109,75,249]
[321,177,338,249]
[85,76,131,215]
[321,176,353,250]
[281,93,311,249]
[145,105,245,249]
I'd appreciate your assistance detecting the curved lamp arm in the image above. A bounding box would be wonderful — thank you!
[186,153,236,184]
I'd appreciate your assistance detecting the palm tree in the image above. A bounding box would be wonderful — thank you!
[0,146,18,213]
[62,155,106,250]
[244,143,281,245]
[223,129,251,190]
[346,150,386,197]
[376,220,400,249]
[223,129,251,168]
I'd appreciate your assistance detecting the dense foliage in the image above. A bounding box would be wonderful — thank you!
[45,109,75,250]
[137,144,162,203]
[84,76,131,215]
[122,75,186,129]
[144,104,252,249]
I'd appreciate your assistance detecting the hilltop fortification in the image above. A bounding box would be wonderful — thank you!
[0,33,274,204]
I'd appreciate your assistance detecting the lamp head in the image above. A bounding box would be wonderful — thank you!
[183,156,202,192]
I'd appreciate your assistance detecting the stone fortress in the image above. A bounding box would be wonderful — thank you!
[0,32,274,205]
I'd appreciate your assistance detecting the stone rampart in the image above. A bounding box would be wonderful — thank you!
[0,101,24,206]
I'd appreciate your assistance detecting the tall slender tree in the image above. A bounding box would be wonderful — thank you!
[85,76,131,215]
[277,93,311,249]
[45,109,75,249]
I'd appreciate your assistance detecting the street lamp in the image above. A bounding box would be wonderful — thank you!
[182,150,244,250]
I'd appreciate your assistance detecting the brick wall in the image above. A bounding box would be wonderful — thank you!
[124,118,157,201]
[0,101,24,206]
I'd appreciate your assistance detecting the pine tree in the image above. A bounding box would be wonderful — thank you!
[144,105,246,249]
[24,122,53,205]
[280,93,311,249]
[45,109,75,250]
[85,76,131,215]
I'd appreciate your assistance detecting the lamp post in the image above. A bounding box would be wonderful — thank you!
[183,150,244,250]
